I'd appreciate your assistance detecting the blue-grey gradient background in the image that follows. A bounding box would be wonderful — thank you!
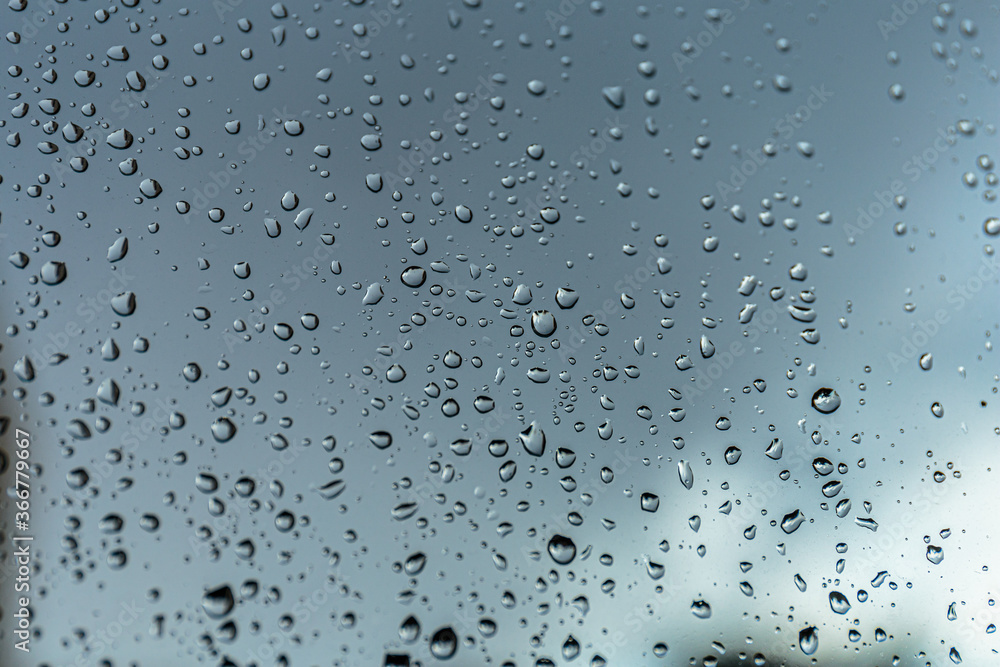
[1,0,999,665]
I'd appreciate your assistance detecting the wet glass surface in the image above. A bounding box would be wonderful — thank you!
[1,1,999,665]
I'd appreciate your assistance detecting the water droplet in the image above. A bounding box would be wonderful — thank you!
[499,460,517,482]
[315,479,346,500]
[530,310,557,337]
[602,86,625,108]
[107,237,128,262]
[13,356,35,382]
[429,626,458,659]
[690,599,711,618]
[700,335,715,358]
[401,266,426,287]
[555,287,579,308]
[561,635,581,661]
[399,615,420,643]
[527,79,547,95]
[202,585,235,619]
[829,591,851,614]
[640,492,660,512]
[799,626,819,655]
[293,208,314,230]
[555,448,576,468]
[110,291,137,316]
[273,323,293,340]
[812,387,841,414]
[370,431,393,449]
[211,418,237,443]
[765,438,784,459]
[781,509,805,534]
[822,480,844,498]
[512,284,533,305]
[40,260,67,285]
[233,262,251,279]
[678,460,694,490]
[441,398,460,417]
[67,419,92,440]
[107,128,133,149]
[547,534,576,565]
[139,178,162,198]
[392,501,419,521]
[519,422,546,456]
[404,552,427,575]
[363,283,384,305]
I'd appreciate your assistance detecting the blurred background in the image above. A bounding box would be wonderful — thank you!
[1,0,998,665]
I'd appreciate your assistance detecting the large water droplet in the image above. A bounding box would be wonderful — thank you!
[562,634,581,661]
[690,599,711,619]
[110,291,137,316]
[401,266,426,287]
[547,534,576,565]
[530,310,557,337]
[363,283,384,305]
[404,552,427,575]
[429,626,458,659]
[678,460,694,490]
[781,509,805,534]
[211,417,237,443]
[499,460,517,482]
[555,287,579,308]
[399,615,420,643]
[799,626,819,655]
[202,585,235,619]
[107,128,133,149]
[811,387,841,414]
[40,261,67,285]
[519,422,546,456]
[829,591,851,614]
[640,492,660,512]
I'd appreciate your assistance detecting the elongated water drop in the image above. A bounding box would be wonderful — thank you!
[678,460,694,490]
